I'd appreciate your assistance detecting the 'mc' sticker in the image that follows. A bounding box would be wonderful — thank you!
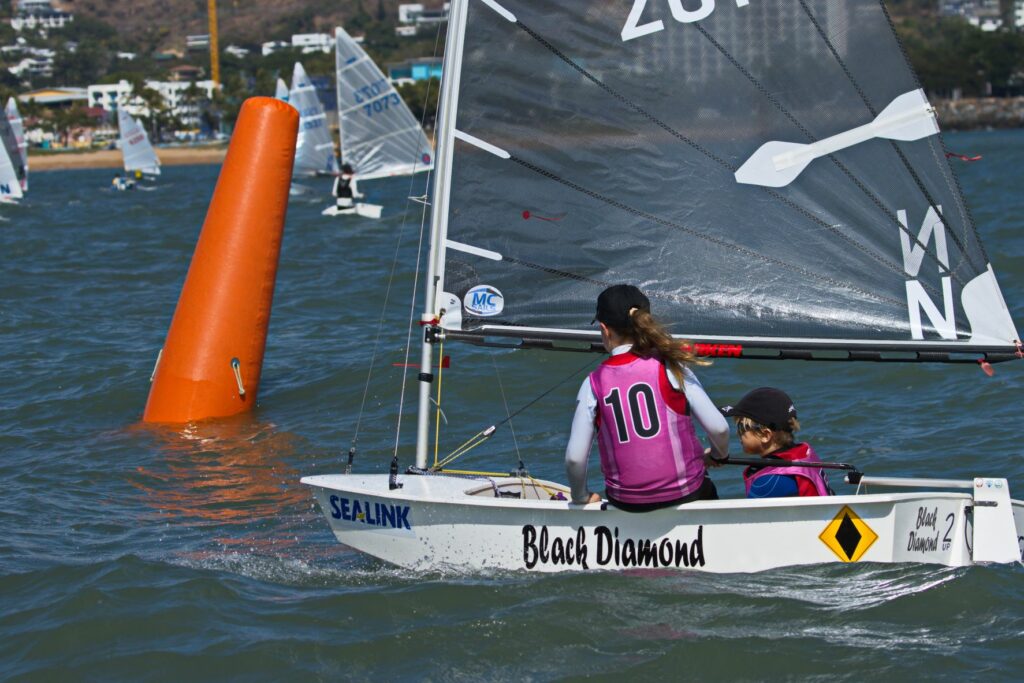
[464,285,505,317]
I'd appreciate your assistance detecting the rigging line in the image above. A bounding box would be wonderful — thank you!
[490,353,522,466]
[692,23,965,288]
[510,154,904,308]
[494,355,598,428]
[793,0,984,275]
[434,356,598,470]
[512,21,950,303]
[392,19,446,459]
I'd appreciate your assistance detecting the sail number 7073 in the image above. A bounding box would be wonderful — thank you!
[622,0,752,42]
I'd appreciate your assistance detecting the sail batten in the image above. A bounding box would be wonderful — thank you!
[425,0,1019,354]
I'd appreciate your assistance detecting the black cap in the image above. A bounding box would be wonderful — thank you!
[720,387,797,431]
[593,284,650,329]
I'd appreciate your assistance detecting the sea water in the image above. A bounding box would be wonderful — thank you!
[1,131,1022,680]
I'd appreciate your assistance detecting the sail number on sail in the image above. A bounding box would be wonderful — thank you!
[622,0,752,42]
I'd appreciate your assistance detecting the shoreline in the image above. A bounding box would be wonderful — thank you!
[22,98,1024,172]
[27,145,228,172]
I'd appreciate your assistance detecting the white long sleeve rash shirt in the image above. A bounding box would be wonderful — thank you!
[564,344,730,504]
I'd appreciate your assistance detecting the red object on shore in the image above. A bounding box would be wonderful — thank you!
[143,97,298,423]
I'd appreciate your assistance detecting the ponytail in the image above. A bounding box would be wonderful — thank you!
[623,308,709,385]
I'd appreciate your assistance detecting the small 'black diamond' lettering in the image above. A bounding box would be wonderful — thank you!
[835,513,863,560]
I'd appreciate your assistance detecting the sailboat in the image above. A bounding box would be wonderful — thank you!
[0,140,23,204]
[321,25,435,220]
[116,107,161,189]
[275,77,290,103]
[290,62,340,178]
[5,97,28,194]
[0,100,26,203]
[302,0,1023,572]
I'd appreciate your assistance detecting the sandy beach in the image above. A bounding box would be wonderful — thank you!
[27,145,228,171]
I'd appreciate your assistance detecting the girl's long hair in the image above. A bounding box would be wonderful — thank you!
[619,308,709,385]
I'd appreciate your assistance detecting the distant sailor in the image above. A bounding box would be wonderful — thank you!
[111,173,134,191]
[565,285,730,510]
[721,387,832,498]
[333,163,358,210]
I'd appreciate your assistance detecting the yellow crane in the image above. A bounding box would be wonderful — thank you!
[208,0,220,86]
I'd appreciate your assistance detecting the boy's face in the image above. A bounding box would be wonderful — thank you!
[737,420,773,455]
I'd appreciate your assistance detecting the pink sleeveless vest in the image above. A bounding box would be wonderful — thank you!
[589,352,706,504]
[742,443,831,497]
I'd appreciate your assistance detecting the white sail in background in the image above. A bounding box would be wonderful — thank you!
[334,26,433,181]
[275,77,289,102]
[117,108,161,176]
[0,141,23,202]
[5,98,27,193]
[290,62,339,177]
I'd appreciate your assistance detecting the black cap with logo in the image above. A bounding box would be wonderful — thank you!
[592,284,650,329]
[720,387,797,431]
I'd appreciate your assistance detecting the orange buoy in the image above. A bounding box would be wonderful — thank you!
[143,97,298,423]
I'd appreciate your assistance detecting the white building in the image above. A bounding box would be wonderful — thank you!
[87,79,218,126]
[11,0,73,31]
[225,44,250,58]
[261,40,290,57]
[186,34,210,51]
[8,56,53,78]
[291,33,332,54]
[398,3,425,23]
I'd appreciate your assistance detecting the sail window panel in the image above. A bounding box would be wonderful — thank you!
[440,0,1012,349]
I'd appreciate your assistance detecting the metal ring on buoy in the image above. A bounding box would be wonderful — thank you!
[231,357,246,396]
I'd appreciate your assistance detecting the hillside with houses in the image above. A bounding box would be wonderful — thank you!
[2,0,1024,154]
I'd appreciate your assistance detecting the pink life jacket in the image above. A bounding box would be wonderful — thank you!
[589,352,706,504]
[743,443,832,497]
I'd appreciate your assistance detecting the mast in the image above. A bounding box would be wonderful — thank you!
[415,0,469,469]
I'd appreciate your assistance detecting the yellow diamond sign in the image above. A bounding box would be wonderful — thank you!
[819,505,879,562]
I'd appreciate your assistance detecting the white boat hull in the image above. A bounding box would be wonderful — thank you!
[302,473,1024,572]
[322,203,383,219]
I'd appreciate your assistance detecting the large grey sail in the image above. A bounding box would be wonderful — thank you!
[334,26,434,181]
[290,62,340,177]
[434,0,1018,355]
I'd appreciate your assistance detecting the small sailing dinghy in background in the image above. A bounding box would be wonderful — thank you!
[302,0,1023,572]
[321,25,434,220]
[0,99,26,203]
[274,77,290,103]
[5,97,27,196]
[290,62,340,178]
[116,108,161,189]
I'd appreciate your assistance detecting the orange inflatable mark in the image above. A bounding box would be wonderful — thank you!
[143,97,298,423]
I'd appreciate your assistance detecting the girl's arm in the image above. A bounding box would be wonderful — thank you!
[678,367,730,460]
[565,379,597,504]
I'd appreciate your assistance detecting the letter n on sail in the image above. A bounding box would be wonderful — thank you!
[899,206,955,340]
